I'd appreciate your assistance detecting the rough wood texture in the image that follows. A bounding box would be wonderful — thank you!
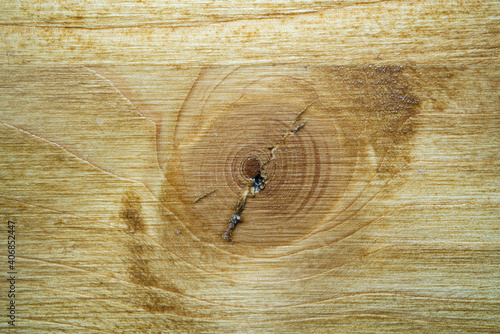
[1,1,499,333]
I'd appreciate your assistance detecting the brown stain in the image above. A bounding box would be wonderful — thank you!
[128,243,158,287]
[336,65,421,174]
[126,243,186,315]
[120,191,144,234]
[121,192,186,315]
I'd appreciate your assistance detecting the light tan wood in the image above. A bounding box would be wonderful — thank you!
[0,1,499,333]
[1,1,498,66]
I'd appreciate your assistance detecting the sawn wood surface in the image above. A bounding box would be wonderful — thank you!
[0,1,499,333]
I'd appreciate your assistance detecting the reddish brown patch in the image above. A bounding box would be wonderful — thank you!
[242,156,261,179]
[120,191,144,234]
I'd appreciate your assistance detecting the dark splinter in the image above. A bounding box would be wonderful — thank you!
[252,171,265,193]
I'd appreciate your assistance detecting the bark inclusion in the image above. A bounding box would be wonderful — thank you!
[222,103,311,242]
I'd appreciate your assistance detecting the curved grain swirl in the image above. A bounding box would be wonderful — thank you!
[114,64,424,318]
[160,66,420,268]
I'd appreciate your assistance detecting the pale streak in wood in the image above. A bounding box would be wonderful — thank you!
[0,1,499,333]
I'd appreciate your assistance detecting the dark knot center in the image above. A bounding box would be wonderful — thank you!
[242,156,261,179]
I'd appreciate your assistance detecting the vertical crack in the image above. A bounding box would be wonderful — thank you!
[222,103,313,242]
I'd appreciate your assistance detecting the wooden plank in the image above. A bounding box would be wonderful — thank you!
[0,1,499,333]
[1,1,498,65]
[0,0,385,28]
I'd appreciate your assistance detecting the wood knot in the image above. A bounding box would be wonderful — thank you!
[242,156,261,179]
[164,66,421,253]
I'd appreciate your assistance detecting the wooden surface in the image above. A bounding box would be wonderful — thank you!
[1,1,499,333]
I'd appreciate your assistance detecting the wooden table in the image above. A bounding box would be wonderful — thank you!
[1,1,499,332]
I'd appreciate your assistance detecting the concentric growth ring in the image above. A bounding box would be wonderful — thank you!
[159,65,420,277]
[169,70,354,253]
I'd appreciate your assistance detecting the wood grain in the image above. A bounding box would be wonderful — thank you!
[0,1,499,333]
[1,1,498,65]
